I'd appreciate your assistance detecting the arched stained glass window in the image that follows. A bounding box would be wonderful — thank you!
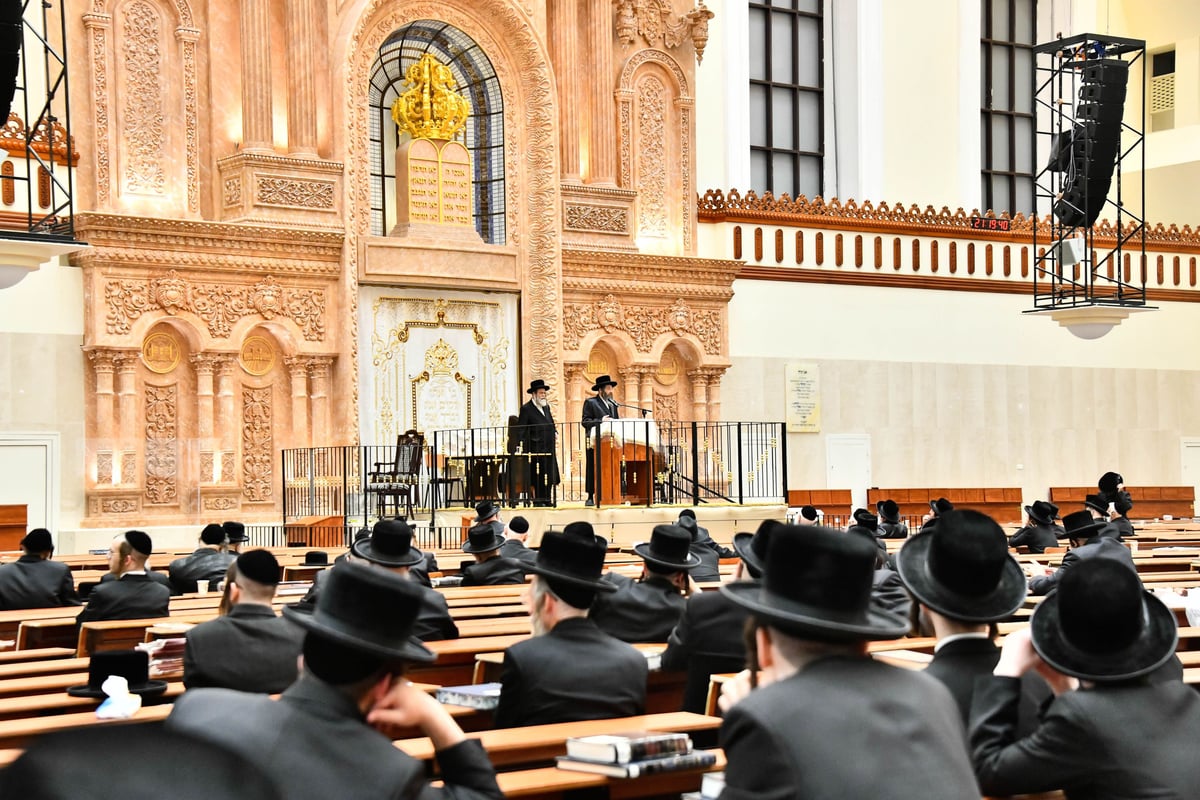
[368,21,505,243]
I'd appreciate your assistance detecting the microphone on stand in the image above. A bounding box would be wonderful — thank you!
[615,401,652,418]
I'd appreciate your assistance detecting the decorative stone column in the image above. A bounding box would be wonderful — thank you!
[87,349,118,484]
[585,0,617,185]
[239,0,274,151]
[618,366,640,414]
[191,354,217,482]
[214,356,236,482]
[114,352,139,484]
[285,0,317,155]
[548,0,581,180]
[637,366,655,416]
[285,357,310,448]
[564,362,586,429]
[687,368,709,424]
[704,369,723,423]
[307,356,334,448]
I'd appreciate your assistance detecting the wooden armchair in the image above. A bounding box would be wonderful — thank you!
[368,430,425,519]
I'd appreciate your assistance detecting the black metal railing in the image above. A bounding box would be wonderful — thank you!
[281,420,787,532]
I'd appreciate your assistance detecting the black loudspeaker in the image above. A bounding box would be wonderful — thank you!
[0,4,20,126]
[1052,59,1129,228]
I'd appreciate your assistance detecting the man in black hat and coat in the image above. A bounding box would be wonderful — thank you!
[678,509,735,583]
[591,524,699,643]
[716,524,979,800]
[971,558,1200,798]
[875,499,908,539]
[515,379,560,507]
[223,520,249,553]
[662,520,777,713]
[494,521,647,728]
[1083,492,1124,540]
[169,523,235,594]
[459,524,526,586]
[474,500,505,538]
[168,561,502,800]
[581,375,620,506]
[921,497,954,531]
[1028,510,1136,596]
[183,549,304,693]
[0,529,81,610]
[1008,500,1064,553]
[78,531,171,624]
[896,510,1049,733]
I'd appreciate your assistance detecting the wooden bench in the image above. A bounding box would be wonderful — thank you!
[1049,486,1195,521]
[0,700,174,749]
[866,488,1023,524]
[0,647,75,664]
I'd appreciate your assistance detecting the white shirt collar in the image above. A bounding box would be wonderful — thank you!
[934,631,992,652]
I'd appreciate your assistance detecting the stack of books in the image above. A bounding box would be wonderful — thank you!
[435,682,502,710]
[136,637,187,678]
[555,731,717,778]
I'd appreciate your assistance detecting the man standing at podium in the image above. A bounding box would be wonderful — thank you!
[516,379,560,507]
[581,375,619,507]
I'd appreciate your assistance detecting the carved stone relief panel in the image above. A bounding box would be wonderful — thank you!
[242,386,273,502]
[119,1,167,197]
[635,74,668,239]
[562,293,723,355]
[144,383,178,504]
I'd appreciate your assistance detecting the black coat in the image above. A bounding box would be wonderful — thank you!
[515,399,560,490]
[1008,521,1064,553]
[168,674,503,800]
[687,542,722,583]
[494,617,647,728]
[168,547,235,593]
[1028,535,1136,596]
[581,395,619,438]
[498,539,536,565]
[76,573,170,624]
[971,676,1200,798]
[877,520,909,539]
[720,656,979,800]
[872,567,913,621]
[183,603,304,693]
[662,588,749,713]
[590,572,686,643]
[924,636,1049,737]
[98,568,178,596]
[0,556,81,609]
[459,556,526,587]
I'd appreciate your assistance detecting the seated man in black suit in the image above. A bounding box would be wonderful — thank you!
[459,524,525,586]
[896,509,1048,733]
[0,529,81,610]
[183,549,304,693]
[677,511,732,583]
[494,522,647,728]
[717,524,980,800]
[1028,509,1135,595]
[168,561,502,800]
[169,523,235,594]
[972,558,1200,797]
[875,499,909,538]
[499,516,537,564]
[591,524,698,643]
[662,519,778,712]
[77,531,171,624]
[1007,500,1063,553]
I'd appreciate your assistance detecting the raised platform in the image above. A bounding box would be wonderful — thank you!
[432,503,787,549]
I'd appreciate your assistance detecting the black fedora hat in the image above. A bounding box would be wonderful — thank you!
[523,521,616,592]
[1060,509,1108,540]
[283,561,434,662]
[732,519,781,579]
[1024,500,1060,525]
[797,505,819,523]
[1031,558,1176,681]
[1083,493,1110,515]
[351,519,424,567]
[66,650,168,699]
[896,510,1027,623]
[301,550,330,567]
[590,374,618,391]
[474,500,501,522]
[222,520,248,544]
[463,523,505,554]
[876,499,900,523]
[199,523,225,546]
[851,508,879,532]
[526,379,550,394]
[929,498,954,516]
[1098,471,1124,497]
[722,525,910,641]
[634,525,701,571]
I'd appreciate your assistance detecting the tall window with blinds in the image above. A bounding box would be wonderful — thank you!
[749,0,823,200]
[981,0,1036,216]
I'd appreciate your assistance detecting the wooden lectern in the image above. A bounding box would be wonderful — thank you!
[593,420,660,506]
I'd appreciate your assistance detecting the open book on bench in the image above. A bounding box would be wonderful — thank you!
[556,750,717,778]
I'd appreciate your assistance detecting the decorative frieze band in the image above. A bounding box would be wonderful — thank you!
[564,203,629,234]
[256,176,336,209]
[104,269,327,341]
[563,292,722,355]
